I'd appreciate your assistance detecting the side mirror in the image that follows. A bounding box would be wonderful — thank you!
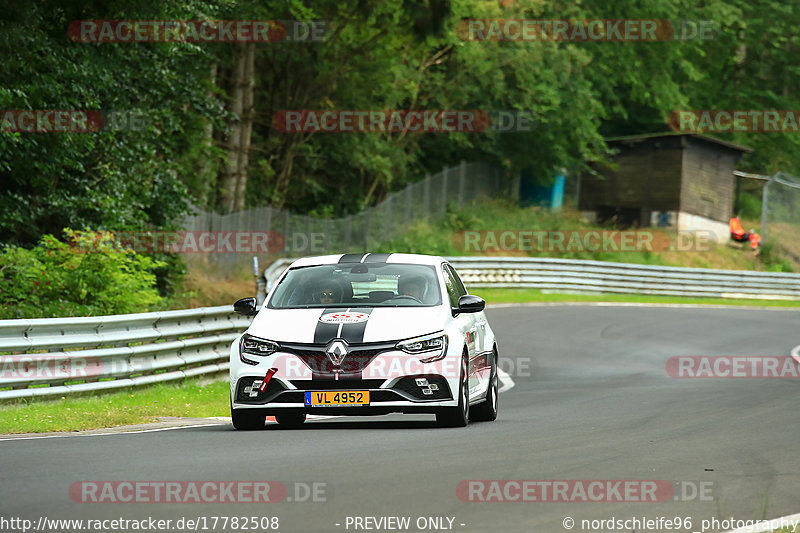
[455,294,485,314]
[234,297,258,316]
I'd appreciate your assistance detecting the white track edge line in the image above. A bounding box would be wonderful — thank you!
[0,422,225,442]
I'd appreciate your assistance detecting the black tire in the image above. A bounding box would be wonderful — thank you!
[275,412,307,427]
[231,406,266,430]
[471,348,498,422]
[436,351,469,428]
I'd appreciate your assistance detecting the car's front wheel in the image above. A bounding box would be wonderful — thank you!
[231,404,266,430]
[471,348,498,422]
[436,351,469,428]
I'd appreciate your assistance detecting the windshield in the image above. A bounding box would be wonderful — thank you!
[268,263,441,309]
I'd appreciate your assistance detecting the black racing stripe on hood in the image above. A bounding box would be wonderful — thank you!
[313,307,340,344]
[311,307,339,381]
[338,307,373,344]
[309,307,374,381]
[338,253,366,263]
[364,253,391,262]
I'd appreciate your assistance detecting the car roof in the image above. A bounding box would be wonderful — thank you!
[287,253,446,269]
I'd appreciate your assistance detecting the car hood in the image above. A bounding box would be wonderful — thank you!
[247,306,448,344]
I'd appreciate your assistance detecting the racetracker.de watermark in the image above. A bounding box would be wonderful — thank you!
[69,481,328,503]
[452,230,713,253]
[668,110,800,133]
[68,20,329,43]
[0,109,154,133]
[456,19,717,41]
[666,356,800,378]
[456,480,713,502]
[69,230,285,254]
[0,355,103,380]
[272,110,536,133]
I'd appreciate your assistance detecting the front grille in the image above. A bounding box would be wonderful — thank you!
[391,375,452,400]
[282,347,388,358]
[280,341,395,376]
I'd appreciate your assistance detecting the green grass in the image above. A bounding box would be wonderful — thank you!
[476,287,800,307]
[0,377,230,434]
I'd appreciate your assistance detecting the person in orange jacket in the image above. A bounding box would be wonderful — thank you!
[749,229,761,250]
[729,216,750,243]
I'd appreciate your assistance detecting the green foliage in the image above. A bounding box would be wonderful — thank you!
[241,0,800,216]
[0,0,227,246]
[758,241,795,272]
[679,0,800,175]
[5,0,800,227]
[0,230,166,318]
[735,191,763,220]
[240,0,611,214]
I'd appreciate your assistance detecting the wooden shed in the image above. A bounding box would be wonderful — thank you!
[579,133,751,241]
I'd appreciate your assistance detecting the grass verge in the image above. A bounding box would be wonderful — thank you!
[0,376,230,434]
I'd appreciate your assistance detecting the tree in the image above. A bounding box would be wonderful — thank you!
[0,0,227,245]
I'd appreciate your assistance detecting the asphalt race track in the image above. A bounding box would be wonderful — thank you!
[1,304,798,533]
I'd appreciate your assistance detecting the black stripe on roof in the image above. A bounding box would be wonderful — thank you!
[338,253,366,263]
[364,253,391,263]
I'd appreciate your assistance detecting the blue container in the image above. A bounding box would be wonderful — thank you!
[519,170,565,209]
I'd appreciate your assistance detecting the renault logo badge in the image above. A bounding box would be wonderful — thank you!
[326,340,349,366]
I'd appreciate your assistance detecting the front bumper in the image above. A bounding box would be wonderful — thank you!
[230,339,462,413]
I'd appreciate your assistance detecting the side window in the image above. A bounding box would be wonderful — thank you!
[448,265,468,297]
[442,264,466,308]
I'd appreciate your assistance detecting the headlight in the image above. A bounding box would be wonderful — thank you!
[239,334,280,365]
[396,332,448,362]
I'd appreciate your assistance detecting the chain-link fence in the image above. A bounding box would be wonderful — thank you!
[181,161,514,271]
[763,172,800,264]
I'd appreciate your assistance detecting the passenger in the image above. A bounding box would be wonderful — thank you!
[398,275,426,301]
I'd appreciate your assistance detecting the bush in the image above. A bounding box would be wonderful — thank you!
[735,191,762,220]
[0,229,167,318]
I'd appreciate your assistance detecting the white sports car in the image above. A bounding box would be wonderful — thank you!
[229,253,499,429]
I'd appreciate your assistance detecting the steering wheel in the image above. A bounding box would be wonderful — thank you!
[389,295,422,303]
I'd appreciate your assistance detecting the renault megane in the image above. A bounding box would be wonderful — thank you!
[229,253,499,429]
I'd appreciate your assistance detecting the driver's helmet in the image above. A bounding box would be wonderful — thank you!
[398,275,426,300]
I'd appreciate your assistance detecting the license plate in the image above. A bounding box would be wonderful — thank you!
[304,391,370,406]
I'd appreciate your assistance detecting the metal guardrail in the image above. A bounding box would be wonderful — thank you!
[448,257,800,300]
[0,306,251,400]
[264,256,800,301]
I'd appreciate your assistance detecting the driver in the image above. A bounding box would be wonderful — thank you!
[313,282,341,305]
[398,275,426,301]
